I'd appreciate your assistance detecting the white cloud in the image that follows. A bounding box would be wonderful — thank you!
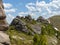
[8,14,14,19]
[4,9,17,13]
[26,5,36,11]
[3,3,16,24]
[18,12,28,17]
[18,12,35,17]
[4,0,60,24]
[19,12,28,15]
[3,3,12,8]
[25,0,60,18]
[3,3,17,13]
[6,14,14,24]
[27,3,35,5]
[19,15,23,17]
[26,3,36,11]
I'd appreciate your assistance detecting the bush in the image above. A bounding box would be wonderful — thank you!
[33,23,59,45]
[33,34,40,45]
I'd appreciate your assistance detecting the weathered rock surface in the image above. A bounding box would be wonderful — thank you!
[0,31,10,45]
[11,17,29,33]
[0,0,8,31]
[10,16,41,35]
[37,16,49,24]
[0,0,10,45]
[31,24,41,34]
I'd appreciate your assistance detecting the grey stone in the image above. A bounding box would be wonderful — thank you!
[11,18,29,33]
[0,0,8,31]
[0,31,10,45]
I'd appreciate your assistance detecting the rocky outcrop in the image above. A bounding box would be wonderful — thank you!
[37,16,49,24]
[10,16,41,35]
[0,0,10,45]
[0,31,10,45]
[0,0,8,31]
[10,15,60,45]
[11,16,29,33]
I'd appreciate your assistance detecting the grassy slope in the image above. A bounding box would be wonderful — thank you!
[6,29,33,45]
[6,16,60,45]
[49,15,60,30]
[6,18,42,45]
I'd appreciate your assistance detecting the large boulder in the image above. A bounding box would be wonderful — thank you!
[0,31,10,45]
[10,16,41,35]
[0,0,8,31]
[37,16,49,24]
[11,17,29,33]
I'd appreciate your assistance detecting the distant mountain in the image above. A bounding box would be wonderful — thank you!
[49,15,60,30]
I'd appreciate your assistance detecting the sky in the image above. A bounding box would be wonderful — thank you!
[3,0,60,24]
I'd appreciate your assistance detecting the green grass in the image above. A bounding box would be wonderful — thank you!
[5,15,60,45]
[6,26,33,45]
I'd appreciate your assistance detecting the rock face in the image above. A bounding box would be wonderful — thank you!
[11,16,41,35]
[11,16,29,33]
[0,0,8,31]
[0,31,10,45]
[37,16,49,24]
[0,0,10,45]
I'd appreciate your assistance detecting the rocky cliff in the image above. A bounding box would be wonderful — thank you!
[10,15,43,35]
[0,0,8,31]
[10,15,50,35]
[0,0,10,45]
[0,31,10,45]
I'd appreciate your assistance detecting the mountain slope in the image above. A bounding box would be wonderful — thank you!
[6,15,60,45]
[10,15,42,35]
[49,15,60,30]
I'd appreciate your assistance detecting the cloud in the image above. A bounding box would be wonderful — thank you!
[26,3,36,11]
[26,5,36,11]
[3,3,17,24]
[3,3,12,8]
[18,12,35,17]
[19,12,28,15]
[4,8,17,13]
[8,14,14,19]
[3,3,17,13]
[25,0,60,18]
[18,12,28,17]
[27,3,35,5]
[6,14,14,24]
[4,0,60,23]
